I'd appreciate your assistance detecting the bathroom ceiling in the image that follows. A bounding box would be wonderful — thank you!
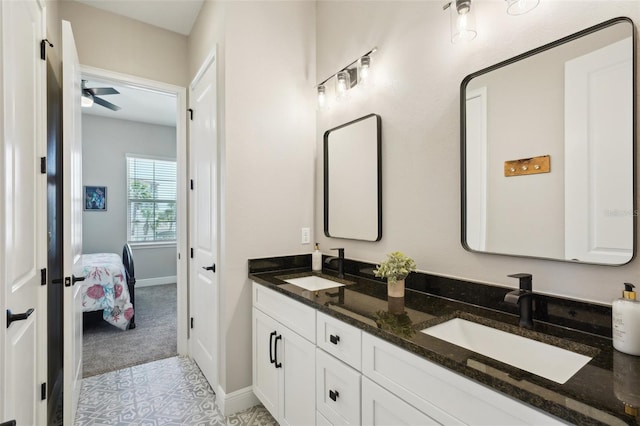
[73,0,204,36]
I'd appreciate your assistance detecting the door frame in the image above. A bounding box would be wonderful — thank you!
[81,65,188,354]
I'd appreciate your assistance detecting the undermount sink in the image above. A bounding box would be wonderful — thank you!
[282,275,345,291]
[421,318,592,384]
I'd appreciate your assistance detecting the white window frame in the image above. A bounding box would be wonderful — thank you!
[126,154,177,245]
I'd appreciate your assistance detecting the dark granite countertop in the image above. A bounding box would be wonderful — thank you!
[249,255,640,426]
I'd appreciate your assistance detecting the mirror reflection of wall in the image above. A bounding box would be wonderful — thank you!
[324,114,382,242]
[463,18,633,265]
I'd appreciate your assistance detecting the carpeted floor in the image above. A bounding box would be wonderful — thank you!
[82,283,178,377]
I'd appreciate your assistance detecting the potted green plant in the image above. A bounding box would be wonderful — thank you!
[373,251,416,298]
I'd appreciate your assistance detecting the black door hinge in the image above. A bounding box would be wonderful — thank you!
[190,248,194,259]
[190,179,194,190]
[40,157,46,174]
[190,317,194,329]
[41,382,46,400]
[40,268,46,286]
[188,108,194,121]
[40,39,53,61]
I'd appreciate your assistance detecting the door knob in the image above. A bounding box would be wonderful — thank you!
[6,308,34,328]
[202,263,216,273]
[72,275,85,285]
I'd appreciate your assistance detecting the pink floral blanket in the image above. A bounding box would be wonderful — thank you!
[81,253,134,330]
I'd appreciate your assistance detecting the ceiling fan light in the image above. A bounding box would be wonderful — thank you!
[81,92,94,108]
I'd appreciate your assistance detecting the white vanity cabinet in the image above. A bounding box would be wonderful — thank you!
[252,285,316,426]
[362,333,566,425]
[252,282,567,426]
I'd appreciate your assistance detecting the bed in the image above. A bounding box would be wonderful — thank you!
[80,244,136,330]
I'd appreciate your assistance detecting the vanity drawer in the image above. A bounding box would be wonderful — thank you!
[362,332,565,425]
[252,283,316,343]
[316,348,361,425]
[362,376,442,425]
[317,311,362,371]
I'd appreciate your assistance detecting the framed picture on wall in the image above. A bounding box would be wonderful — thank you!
[84,186,107,211]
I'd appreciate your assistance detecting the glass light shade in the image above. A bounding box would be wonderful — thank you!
[359,56,371,83]
[336,71,349,99]
[450,0,477,43]
[81,93,94,108]
[506,0,539,15]
[317,85,326,108]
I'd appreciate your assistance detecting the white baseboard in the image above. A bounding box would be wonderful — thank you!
[216,384,260,417]
[135,275,176,288]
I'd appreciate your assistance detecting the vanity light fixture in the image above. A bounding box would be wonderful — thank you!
[505,0,540,15]
[317,85,326,109]
[316,47,377,107]
[444,0,477,43]
[444,0,540,43]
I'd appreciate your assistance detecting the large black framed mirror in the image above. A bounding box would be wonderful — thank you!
[324,113,382,241]
[461,17,635,265]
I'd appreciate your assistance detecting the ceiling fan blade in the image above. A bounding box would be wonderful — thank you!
[89,87,119,96]
[93,96,121,111]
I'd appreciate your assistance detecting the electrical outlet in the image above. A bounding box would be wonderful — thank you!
[301,227,311,244]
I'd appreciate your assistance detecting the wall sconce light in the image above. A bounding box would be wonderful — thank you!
[443,0,539,43]
[316,47,377,108]
[317,85,326,109]
[444,0,477,43]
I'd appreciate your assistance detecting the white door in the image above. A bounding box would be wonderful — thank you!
[564,36,633,264]
[0,0,46,424]
[189,51,218,387]
[61,20,84,426]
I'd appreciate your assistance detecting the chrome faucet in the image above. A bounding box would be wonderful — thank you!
[504,273,534,329]
[325,248,345,279]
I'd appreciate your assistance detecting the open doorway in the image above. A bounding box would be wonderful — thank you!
[76,67,188,377]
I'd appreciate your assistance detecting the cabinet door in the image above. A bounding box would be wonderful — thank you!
[362,377,441,426]
[279,326,316,426]
[253,308,280,418]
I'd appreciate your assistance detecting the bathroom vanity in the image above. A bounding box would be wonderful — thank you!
[250,255,638,426]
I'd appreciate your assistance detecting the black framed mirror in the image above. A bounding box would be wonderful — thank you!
[324,113,382,241]
[461,17,635,265]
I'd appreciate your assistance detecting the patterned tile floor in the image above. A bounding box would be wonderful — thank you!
[75,356,277,426]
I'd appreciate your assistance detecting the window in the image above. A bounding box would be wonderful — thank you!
[127,155,177,243]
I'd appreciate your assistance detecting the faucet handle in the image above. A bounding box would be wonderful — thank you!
[508,273,532,291]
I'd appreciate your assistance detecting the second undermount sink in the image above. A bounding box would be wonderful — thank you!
[282,275,345,291]
[421,318,592,384]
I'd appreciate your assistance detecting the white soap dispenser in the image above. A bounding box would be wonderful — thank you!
[613,283,640,356]
[312,243,322,272]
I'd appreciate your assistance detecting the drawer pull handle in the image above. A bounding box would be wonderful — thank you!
[329,389,339,401]
[329,334,340,345]
[274,334,282,368]
[269,331,277,364]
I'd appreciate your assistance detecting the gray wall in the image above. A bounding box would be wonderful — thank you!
[188,0,316,394]
[82,114,177,281]
[315,1,640,305]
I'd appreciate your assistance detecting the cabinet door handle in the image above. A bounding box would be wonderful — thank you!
[72,275,85,285]
[269,331,277,364]
[329,334,340,345]
[329,389,339,401]
[274,334,282,368]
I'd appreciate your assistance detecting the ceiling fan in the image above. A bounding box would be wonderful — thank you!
[81,80,121,111]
